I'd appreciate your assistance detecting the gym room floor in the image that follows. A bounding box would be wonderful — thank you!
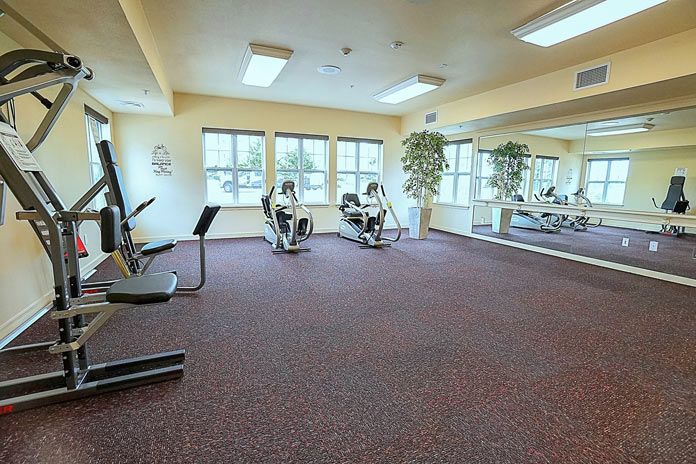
[1,231,695,463]
[473,224,696,279]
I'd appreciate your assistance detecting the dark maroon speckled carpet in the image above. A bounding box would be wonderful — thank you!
[1,230,695,463]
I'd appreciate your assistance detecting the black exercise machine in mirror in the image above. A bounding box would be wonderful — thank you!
[651,175,690,237]
[0,49,185,414]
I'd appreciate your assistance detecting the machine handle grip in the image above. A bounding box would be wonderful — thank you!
[121,197,155,225]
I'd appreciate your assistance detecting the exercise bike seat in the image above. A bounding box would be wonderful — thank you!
[141,239,177,256]
[105,272,178,305]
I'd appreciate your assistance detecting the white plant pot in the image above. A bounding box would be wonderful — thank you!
[408,207,432,239]
[491,207,513,234]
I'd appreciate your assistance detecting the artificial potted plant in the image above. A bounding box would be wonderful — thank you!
[401,130,449,239]
[487,141,530,233]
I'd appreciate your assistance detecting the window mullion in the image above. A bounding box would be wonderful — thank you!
[298,138,304,202]
[232,135,239,204]
[354,142,360,193]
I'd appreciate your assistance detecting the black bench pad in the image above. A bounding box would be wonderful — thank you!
[141,239,177,256]
[106,273,178,305]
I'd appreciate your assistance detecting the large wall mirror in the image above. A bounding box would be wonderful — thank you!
[472,106,696,280]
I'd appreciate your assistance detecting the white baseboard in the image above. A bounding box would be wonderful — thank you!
[0,291,53,347]
[431,224,471,236]
[133,226,400,243]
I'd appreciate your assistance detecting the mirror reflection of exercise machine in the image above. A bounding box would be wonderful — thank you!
[0,49,185,414]
[510,193,562,233]
[261,180,313,253]
[538,186,601,232]
[338,182,401,248]
[651,176,690,237]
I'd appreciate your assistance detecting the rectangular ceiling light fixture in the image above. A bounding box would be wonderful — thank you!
[587,123,654,137]
[374,75,445,104]
[512,0,668,47]
[238,44,293,87]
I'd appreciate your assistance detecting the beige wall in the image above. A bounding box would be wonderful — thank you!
[0,31,113,340]
[113,93,405,242]
[402,29,696,134]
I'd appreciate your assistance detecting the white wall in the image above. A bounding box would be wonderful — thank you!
[113,93,407,242]
[0,31,113,340]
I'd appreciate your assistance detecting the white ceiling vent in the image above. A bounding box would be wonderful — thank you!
[574,62,610,91]
[424,110,438,125]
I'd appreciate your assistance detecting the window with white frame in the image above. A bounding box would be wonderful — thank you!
[515,156,532,199]
[203,128,265,206]
[275,132,328,204]
[336,137,382,202]
[584,158,630,205]
[85,106,111,209]
[475,150,496,199]
[436,139,473,205]
[531,156,558,195]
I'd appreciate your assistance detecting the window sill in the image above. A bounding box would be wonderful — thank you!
[433,203,470,210]
[214,204,262,210]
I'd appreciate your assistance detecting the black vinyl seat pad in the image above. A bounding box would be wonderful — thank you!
[106,272,178,305]
[141,239,177,256]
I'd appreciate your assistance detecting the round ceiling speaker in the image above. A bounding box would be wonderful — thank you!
[317,65,341,75]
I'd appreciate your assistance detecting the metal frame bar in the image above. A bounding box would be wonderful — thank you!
[473,199,696,228]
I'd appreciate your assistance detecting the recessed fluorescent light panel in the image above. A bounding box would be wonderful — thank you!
[374,75,445,104]
[587,123,654,137]
[238,44,293,87]
[512,0,668,47]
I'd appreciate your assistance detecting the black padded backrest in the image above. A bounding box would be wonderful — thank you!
[342,193,361,207]
[193,205,220,235]
[106,162,135,231]
[97,140,119,166]
[661,176,686,210]
[100,205,122,253]
[261,195,272,218]
[512,194,525,202]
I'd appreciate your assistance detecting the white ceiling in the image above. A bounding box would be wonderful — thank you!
[1,0,171,115]
[2,0,696,116]
[512,106,696,141]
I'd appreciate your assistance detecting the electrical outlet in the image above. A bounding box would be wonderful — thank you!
[649,241,659,252]
[621,237,629,247]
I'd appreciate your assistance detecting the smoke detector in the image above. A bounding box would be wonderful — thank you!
[390,41,404,50]
[317,65,341,75]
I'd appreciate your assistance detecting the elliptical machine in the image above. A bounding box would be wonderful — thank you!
[338,182,401,248]
[261,180,313,253]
